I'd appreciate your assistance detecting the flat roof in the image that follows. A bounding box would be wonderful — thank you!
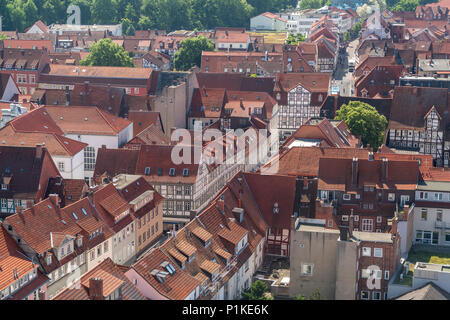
[351,231,393,243]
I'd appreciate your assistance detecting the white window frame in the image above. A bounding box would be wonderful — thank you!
[360,290,370,300]
[374,248,383,258]
[384,270,390,280]
[362,247,371,257]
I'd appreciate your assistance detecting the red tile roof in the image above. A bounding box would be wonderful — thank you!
[0,126,87,157]
[53,258,146,300]
[0,225,38,291]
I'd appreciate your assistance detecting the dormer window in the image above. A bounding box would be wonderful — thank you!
[273,203,279,215]
[77,237,83,247]
[46,254,52,266]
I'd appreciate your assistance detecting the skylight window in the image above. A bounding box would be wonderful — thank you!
[72,212,79,220]
[81,208,87,216]
[61,220,67,225]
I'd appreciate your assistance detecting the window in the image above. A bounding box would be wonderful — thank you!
[361,291,369,300]
[29,74,36,84]
[104,241,108,253]
[384,270,390,280]
[342,215,349,221]
[373,291,381,300]
[362,247,371,257]
[134,88,139,94]
[445,232,450,243]
[374,248,383,258]
[328,220,333,228]
[376,216,382,223]
[17,74,27,83]
[301,263,313,276]
[437,210,443,222]
[388,193,395,201]
[90,250,95,261]
[421,209,427,221]
[343,194,351,200]
[97,245,102,256]
[58,162,65,172]
[362,219,373,232]
[84,147,96,171]
[361,269,370,278]
[145,167,151,175]
[416,230,439,244]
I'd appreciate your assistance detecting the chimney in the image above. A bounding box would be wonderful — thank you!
[216,197,225,213]
[382,158,388,182]
[351,157,358,186]
[339,225,349,241]
[290,214,297,231]
[38,290,46,300]
[89,278,104,300]
[65,86,70,106]
[48,194,60,207]
[349,209,354,237]
[35,144,43,159]
[232,207,244,223]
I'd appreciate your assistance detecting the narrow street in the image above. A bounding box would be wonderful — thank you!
[332,39,359,97]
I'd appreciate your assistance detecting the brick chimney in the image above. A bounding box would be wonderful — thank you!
[89,278,104,300]
[381,158,389,182]
[216,197,225,213]
[35,144,43,159]
[38,290,46,300]
[48,194,60,207]
[351,157,359,186]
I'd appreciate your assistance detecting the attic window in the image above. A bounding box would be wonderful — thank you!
[169,168,175,176]
[273,203,279,215]
[160,261,176,275]
[145,167,151,175]
[61,220,67,225]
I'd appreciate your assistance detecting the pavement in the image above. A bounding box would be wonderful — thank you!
[332,39,359,97]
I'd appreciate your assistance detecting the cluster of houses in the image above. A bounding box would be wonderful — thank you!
[0,0,450,301]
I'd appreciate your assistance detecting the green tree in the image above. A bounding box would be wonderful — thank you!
[121,18,135,36]
[241,280,272,300]
[91,0,117,24]
[80,38,134,67]
[309,289,322,300]
[174,36,214,71]
[0,33,8,41]
[391,0,420,12]
[286,33,306,45]
[299,0,329,10]
[138,15,152,29]
[335,101,387,151]
[6,1,26,32]
[23,0,39,29]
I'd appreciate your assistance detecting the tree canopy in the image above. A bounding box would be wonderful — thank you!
[298,0,331,10]
[286,33,306,45]
[241,280,273,300]
[79,38,134,67]
[335,101,388,151]
[0,0,298,32]
[295,289,323,300]
[174,36,214,71]
[391,0,420,12]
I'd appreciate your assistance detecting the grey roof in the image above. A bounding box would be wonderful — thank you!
[417,180,450,191]
[351,231,393,243]
[395,282,450,300]
[419,59,450,72]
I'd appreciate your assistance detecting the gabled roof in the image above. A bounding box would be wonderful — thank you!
[389,86,449,131]
[53,258,146,300]
[0,126,87,157]
[46,64,153,79]
[274,72,331,93]
[395,282,450,300]
[0,225,38,291]
[94,148,140,180]
[128,111,164,136]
